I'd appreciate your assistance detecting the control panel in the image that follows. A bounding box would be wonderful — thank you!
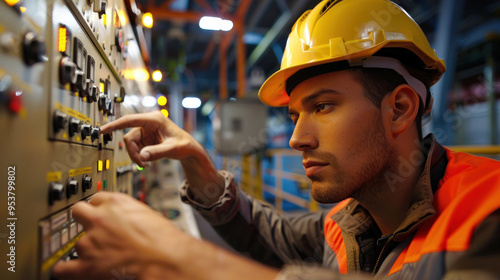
[0,0,155,279]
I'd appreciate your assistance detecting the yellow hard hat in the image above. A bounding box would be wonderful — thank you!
[258,0,446,107]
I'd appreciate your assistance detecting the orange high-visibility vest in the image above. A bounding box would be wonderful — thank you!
[324,148,500,278]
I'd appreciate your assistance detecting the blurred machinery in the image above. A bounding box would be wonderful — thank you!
[0,0,198,279]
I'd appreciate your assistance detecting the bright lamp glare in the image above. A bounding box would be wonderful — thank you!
[221,20,233,31]
[199,16,233,31]
[142,12,153,28]
[152,70,162,82]
[182,97,201,109]
[142,96,157,107]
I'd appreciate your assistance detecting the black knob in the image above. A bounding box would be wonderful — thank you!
[82,175,92,192]
[68,117,81,137]
[106,99,115,116]
[83,79,93,102]
[89,84,99,103]
[53,111,68,133]
[81,124,92,140]
[23,32,47,66]
[73,70,87,94]
[60,57,77,85]
[91,127,100,142]
[98,94,108,112]
[103,133,113,145]
[49,182,65,205]
[67,178,79,198]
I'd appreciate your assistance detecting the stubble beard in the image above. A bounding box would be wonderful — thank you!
[309,113,399,204]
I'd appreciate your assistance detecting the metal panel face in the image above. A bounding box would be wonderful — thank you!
[214,100,268,155]
[0,0,151,279]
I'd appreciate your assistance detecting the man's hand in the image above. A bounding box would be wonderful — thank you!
[101,111,225,204]
[51,192,190,279]
[52,192,279,280]
[100,111,204,167]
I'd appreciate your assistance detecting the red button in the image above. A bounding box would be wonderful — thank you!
[8,91,22,113]
[96,181,102,191]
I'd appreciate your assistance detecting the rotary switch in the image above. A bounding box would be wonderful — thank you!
[49,182,65,205]
[68,117,81,137]
[22,31,47,66]
[103,133,113,145]
[60,57,77,86]
[91,127,100,142]
[98,93,108,113]
[66,178,79,198]
[74,70,88,95]
[82,175,92,192]
[89,84,99,103]
[106,99,114,116]
[80,124,92,140]
[53,111,68,133]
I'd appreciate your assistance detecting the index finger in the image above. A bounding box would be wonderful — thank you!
[100,111,161,134]
[70,201,99,229]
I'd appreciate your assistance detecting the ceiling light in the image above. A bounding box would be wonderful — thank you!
[199,16,233,31]
[182,97,201,109]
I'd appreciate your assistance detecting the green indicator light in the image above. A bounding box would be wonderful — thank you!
[137,165,144,171]
[103,180,108,189]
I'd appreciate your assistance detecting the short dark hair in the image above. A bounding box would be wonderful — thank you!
[351,67,426,140]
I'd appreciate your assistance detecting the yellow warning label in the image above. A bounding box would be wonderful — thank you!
[46,171,62,182]
[41,232,85,273]
[68,167,92,177]
[54,102,92,123]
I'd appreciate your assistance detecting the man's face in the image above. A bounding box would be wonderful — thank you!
[288,70,398,203]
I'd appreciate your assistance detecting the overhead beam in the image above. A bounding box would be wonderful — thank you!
[247,11,290,69]
[193,0,215,13]
[149,9,230,22]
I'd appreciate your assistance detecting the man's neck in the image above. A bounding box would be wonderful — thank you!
[356,147,425,236]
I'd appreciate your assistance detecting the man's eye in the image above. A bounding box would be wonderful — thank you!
[316,104,332,112]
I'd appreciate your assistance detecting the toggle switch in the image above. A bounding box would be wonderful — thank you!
[68,117,81,137]
[60,57,77,86]
[22,31,47,66]
[66,178,79,198]
[49,182,65,205]
[106,99,114,116]
[89,84,99,103]
[114,86,126,103]
[98,93,108,113]
[82,175,92,192]
[94,0,107,18]
[53,111,68,133]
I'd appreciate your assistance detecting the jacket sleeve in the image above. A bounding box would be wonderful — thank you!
[443,209,500,280]
[180,170,328,268]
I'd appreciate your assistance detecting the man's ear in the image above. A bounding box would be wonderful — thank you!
[382,84,420,137]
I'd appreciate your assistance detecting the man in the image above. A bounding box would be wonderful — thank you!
[53,0,500,279]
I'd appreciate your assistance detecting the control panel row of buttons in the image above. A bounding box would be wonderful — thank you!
[39,206,84,263]
[58,25,125,113]
[53,110,113,144]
